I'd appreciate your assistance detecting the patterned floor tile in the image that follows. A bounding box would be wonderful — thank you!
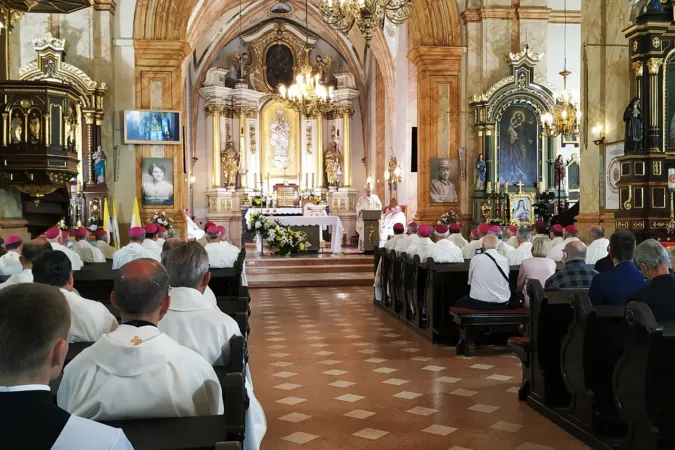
[353,428,389,440]
[281,432,319,444]
[343,409,375,419]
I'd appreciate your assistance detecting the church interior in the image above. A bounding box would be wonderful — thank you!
[1,0,675,449]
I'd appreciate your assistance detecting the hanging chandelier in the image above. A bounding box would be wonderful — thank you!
[540,0,581,137]
[278,0,334,117]
[317,0,412,46]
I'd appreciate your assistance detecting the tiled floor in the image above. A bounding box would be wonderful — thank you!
[249,286,589,450]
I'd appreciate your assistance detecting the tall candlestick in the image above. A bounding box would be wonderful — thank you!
[504,181,509,193]
[495,182,500,194]
[487,181,492,193]
[267,173,270,191]
[312,173,315,189]
[259,172,263,187]
[306,173,308,190]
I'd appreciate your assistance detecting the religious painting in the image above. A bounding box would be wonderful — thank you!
[603,142,624,210]
[665,54,675,150]
[141,157,174,206]
[124,110,182,145]
[260,100,299,182]
[508,192,536,226]
[497,105,539,187]
[429,158,459,203]
[561,132,580,147]
[265,44,294,90]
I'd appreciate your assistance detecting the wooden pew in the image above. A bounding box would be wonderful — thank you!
[412,256,430,332]
[402,253,416,321]
[449,306,528,357]
[614,301,675,450]
[388,252,404,314]
[380,248,392,308]
[422,262,470,343]
[216,297,250,317]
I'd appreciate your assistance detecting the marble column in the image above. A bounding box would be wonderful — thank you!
[315,116,323,189]
[205,105,222,188]
[340,106,354,188]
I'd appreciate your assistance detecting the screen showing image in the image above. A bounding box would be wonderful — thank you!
[124,110,181,144]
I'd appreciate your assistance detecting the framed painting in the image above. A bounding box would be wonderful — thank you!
[509,192,536,226]
[603,141,624,211]
[561,132,580,147]
[497,104,539,187]
[124,110,182,145]
[429,157,459,203]
[141,157,174,206]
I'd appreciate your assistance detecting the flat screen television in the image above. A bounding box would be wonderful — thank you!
[124,109,182,145]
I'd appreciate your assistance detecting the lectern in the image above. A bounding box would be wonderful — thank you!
[361,210,382,254]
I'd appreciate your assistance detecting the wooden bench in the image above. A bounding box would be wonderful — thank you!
[507,336,531,401]
[449,306,528,356]
[614,301,675,450]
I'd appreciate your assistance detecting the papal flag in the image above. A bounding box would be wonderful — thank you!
[103,197,111,238]
[111,200,121,249]
[130,197,141,229]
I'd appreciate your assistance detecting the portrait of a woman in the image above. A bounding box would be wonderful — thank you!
[142,159,174,206]
[513,198,531,222]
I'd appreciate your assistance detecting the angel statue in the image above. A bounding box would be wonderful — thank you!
[312,54,332,84]
[232,51,250,81]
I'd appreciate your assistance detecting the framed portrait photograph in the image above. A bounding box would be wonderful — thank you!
[429,157,459,203]
[508,192,536,226]
[124,110,182,145]
[141,157,174,206]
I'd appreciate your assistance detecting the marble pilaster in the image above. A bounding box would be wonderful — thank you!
[375,63,386,203]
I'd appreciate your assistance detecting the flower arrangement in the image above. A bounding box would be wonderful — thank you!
[252,196,263,207]
[299,188,317,200]
[147,210,175,237]
[247,213,309,256]
[247,211,271,235]
[438,210,459,226]
[489,218,503,226]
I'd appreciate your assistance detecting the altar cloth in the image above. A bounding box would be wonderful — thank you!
[275,216,344,254]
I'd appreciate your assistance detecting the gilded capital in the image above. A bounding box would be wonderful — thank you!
[205,104,221,117]
[337,106,355,118]
[647,58,663,75]
[632,61,644,77]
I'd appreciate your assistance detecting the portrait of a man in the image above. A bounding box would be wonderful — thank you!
[498,105,538,186]
[430,158,459,203]
[141,158,174,206]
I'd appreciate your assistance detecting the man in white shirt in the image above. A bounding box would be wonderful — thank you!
[142,224,163,260]
[488,225,515,257]
[456,235,511,309]
[159,243,266,450]
[431,224,463,263]
[448,223,468,249]
[0,240,51,290]
[379,205,406,247]
[0,283,132,450]
[506,226,520,249]
[406,225,434,261]
[94,230,117,260]
[45,227,83,271]
[157,225,168,248]
[205,226,239,268]
[462,223,489,260]
[585,225,610,265]
[57,258,224,420]
[112,227,160,269]
[71,228,106,264]
[548,225,583,261]
[356,184,383,251]
[33,250,118,343]
[0,235,23,275]
[548,224,564,250]
[394,222,419,256]
[507,226,534,266]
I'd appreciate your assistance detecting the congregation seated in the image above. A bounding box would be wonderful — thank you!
[163,238,218,308]
[547,224,564,252]
[393,222,418,255]
[406,225,434,261]
[0,236,23,275]
[205,226,238,268]
[456,235,510,310]
[517,238,556,307]
[384,223,405,250]
[547,225,582,261]
[506,226,533,266]
[197,221,216,247]
[430,224,463,263]
[159,242,266,448]
[544,241,597,289]
[0,284,132,449]
[594,253,613,273]
[584,225,609,265]
[448,223,468,249]
[379,205,406,246]
[156,225,168,248]
[71,228,106,263]
[141,224,163,260]
[94,230,118,260]
[462,223,489,259]
[112,227,160,269]
[487,225,514,257]
[45,227,84,271]
[505,225,519,248]
[630,239,675,321]
[57,259,224,419]
[588,230,646,306]
[0,240,50,290]
[531,220,550,247]
[33,250,118,343]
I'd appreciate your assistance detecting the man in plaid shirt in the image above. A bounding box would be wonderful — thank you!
[545,240,598,289]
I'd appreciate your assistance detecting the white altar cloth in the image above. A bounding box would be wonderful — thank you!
[245,208,303,223]
[274,216,344,254]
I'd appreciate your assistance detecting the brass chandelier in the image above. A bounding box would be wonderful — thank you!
[318,0,412,46]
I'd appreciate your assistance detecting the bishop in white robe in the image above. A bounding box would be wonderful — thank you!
[186,213,206,241]
[448,224,468,249]
[393,224,419,256]
[94,230,117,260]
[506,226,520,249]
[585,226,610,265]
[0,243,22,276]
[72,228,106,263]
[356,185,382,251]
[379,206,406,246]
[406,225,435,262]
[112,227,160,269]
[548,225,582,261]
[45,227,83,271]
[0,239,51,289]
[462,228,485,260]
[431,225,463,263]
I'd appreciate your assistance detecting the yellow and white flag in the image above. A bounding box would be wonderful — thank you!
[130,197,141,229]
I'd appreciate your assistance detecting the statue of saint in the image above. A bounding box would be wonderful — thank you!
[270,109,291,169]
[29,113,41,143]
[10,116,23,143]
[554,155,566,188]
[475,153,486,191]
[221,143,240,187]
[312,55,332,84]
[324,141,343,187]
[623,97,643,153]
[92,146,106,184]
[232,51,250,81]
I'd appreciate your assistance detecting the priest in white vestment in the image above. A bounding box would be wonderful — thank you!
[0,235,23,275]
[71,228,106,263]
[0,240,51,290]
[487,225,515,257]
[0,283,133,450]
[374,223,406,301]
[205,226,239,268]
[506,226,520,249]
[462,223,490,260]
[45,227,83,271]
[94,229,117,260]
[548,225,583,261]
[394,222,419,255]
[406,225,435,261]
[585,226,610,265]
[142,224,163,260]
[161,238,220,309]
[547,224,564,251]
[157,225,168,248]
[33,250,117,343]
[507,227,534,266]
[159,243,266,450]
[186,212,205,241]
[448,223,468,249]
[379,206,406,247]
[58,259,224,421]
[112,227,160,269]
[431,225,463,263]
[356,184,382,251]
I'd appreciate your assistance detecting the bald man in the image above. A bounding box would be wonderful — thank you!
[57,258,223,420]
[545,240,598,289]
[456,235,511,309]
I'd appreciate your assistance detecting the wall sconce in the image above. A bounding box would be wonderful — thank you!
[385,155,402,203]
[592,125,605,146]
[189,175,196,185]
[366,175,374,186]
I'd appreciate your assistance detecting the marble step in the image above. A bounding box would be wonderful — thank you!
[247,272,373,288]
[247,264,373,274]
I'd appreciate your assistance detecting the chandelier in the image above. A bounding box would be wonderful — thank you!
[318,0,412,46]
[278,0,334,117]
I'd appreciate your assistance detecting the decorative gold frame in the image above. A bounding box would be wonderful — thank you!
[508,192,536,226]
[634,161,646,176]
[652,186,667,209]
[123,109,182,145]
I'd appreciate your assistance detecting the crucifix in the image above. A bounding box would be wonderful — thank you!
[516,180,524,193]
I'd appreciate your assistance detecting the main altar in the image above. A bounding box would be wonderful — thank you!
[195,22,360,250]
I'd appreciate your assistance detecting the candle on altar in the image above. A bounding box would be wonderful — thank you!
[487,181,492,192]
[259,172,263,186]
[537,182,544,193]
[495,182,500,194]
[504,181,509,193]
[305,173,308,189]
[312,173,315,189]
[267,173,270,191]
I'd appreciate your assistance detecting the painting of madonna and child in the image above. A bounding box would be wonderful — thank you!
[124,110,182,145]
[498,105,539,188]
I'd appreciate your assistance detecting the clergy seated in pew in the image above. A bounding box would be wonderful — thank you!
[159,243,266,449]
[506,227,534,266]
[46,226,85,271]
[33,250,118,343]
[487,225,515,258]
[393,222,419,256]
[207,225,249,288]
[0,235,23,276]
[614,301,675,450]
[72,227,107,263]
[430,225,463,263]
[462,223,489,260]
[112,227,161,269]
[373,223,405,302]
[0,239,51,290]
[95,229,118,260]
[379,205,406,247]
[142,224,164,261]
[0,284,134,450]
[448,223,468,249]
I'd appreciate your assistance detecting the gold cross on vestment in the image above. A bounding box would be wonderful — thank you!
[130,336,143,346]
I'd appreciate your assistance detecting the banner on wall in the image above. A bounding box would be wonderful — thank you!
[605,142,624,210]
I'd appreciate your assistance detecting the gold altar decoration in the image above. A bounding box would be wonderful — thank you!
[324,141,343,187]
[540,69,581,137]
[1,0,90,13]
[260,99,300,180]
[508,192,536,226]
[222,122,239,187]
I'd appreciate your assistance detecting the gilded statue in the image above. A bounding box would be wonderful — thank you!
[324,141,343,187]
[312,54,332,84]
[10,115,23,143]
[29,113,41,143]
[221,143,240,187]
